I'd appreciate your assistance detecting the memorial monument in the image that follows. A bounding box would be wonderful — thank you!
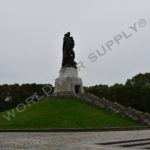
[54,32,84,95]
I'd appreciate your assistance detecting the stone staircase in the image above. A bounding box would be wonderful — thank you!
[74,93,150,126]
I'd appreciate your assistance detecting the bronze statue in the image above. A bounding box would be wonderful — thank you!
[62,32,77,69]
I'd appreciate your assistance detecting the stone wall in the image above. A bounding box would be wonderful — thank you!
[75,93,150,126]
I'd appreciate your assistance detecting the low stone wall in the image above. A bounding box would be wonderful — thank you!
[75,93,150,126]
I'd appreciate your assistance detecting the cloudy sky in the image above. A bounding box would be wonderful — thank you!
[0,0,149,86]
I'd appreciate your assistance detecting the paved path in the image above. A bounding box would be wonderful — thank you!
[0,130,150,150]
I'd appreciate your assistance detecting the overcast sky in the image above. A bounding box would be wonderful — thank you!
[0,0,149,86]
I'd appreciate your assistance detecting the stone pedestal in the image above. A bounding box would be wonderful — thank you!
[54,67,84,95]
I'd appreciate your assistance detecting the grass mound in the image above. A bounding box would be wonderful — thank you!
[0,98,140,128]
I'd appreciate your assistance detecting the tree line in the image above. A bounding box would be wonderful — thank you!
[0,73,150,113]
[0,84,53,112]
[85,73,150,113]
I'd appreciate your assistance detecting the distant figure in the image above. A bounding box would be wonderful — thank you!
[5,92,12,102]
[62,32,77,69]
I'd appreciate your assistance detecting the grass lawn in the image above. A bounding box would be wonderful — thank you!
[0,98,141,128]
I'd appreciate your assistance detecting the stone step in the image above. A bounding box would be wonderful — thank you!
[76,93,150,126]
[97,138,150,150]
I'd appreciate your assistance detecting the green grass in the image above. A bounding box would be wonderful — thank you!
[0,98,141,128]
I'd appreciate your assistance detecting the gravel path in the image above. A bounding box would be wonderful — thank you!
[0,130,150,150]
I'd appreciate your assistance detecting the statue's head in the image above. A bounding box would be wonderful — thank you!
[65,32,70,37]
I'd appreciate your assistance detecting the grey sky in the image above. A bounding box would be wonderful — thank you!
[0,0,149,86]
